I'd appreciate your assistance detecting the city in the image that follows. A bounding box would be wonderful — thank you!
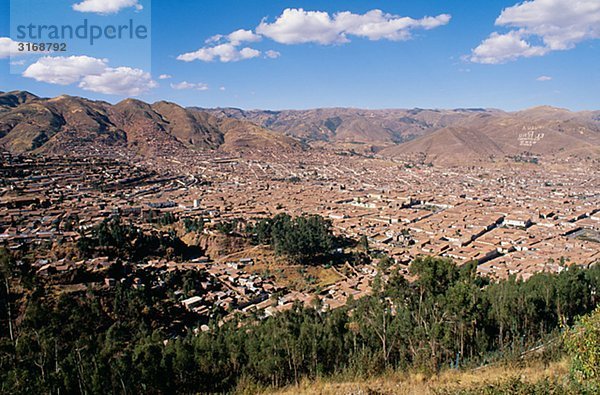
[1,0,599,393]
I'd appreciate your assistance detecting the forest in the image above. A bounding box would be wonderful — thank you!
[1,248,599,394]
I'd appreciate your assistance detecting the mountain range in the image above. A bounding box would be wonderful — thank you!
[1,91,598,164]
[0,91,301,157]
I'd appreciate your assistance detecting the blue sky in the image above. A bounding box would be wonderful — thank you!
[0,0,598,111]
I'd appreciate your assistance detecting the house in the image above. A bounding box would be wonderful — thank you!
[503,214,533,228]
[181,296,203,310]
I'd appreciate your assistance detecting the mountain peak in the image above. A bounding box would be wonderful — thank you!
[0,91,40,107]
[0,92,304,156]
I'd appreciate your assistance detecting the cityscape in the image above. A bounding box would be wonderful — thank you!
[1,0,599,394]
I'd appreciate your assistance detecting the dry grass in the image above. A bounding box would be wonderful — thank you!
[217,245,342,291]
[266,359,570,395]
[312,267,343,288]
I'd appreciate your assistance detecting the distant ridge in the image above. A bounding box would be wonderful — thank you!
[1,91,598,164]
[381,110,600,164]
[202,105,600,163]
[198,107,500,144]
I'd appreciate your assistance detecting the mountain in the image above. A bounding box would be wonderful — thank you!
[0,91,40,111]
[151,101,223,149]
[0,94,126,154]
[381,110,600,164]
[0,92,302,156]
[204,106,600,164]
[200,107,505,145]
[1,92,598,164]
[177,108,304,152]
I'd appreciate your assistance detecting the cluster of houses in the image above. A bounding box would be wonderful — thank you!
[1,146,599,328]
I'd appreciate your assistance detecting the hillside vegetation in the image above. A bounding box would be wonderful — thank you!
[1,247,599,394]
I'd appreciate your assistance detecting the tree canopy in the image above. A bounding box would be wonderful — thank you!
[250,214,335,263]
[1,249,599,394]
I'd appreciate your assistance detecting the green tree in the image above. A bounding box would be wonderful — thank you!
[565,306,600,388]
[358,235,369,253]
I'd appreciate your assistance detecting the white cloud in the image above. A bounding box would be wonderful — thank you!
[178,8,449,63]
[181,28,262,63]
[0,37,17,59]
[170,81,209,91]
[257,9,342,45]
[470,31,548,64]
[177,43,260,63]
[239,47,261,59]
[496,0,600,50]
[159,74,172,80]
[255,8,451,44]
[23,56,108,85]
[227,29,262,45]
[79,67,156,95]
[470,0,600,64]
[219,86,226,91]
[204,34,223,44]
[206,29,261,45]
[22,55,156,96]
[73,0,142,14]
[0,37,40,59]
[536,75,552,81]
[265,50,281,59]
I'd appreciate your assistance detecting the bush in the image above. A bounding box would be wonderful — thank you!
[565,306,600,387]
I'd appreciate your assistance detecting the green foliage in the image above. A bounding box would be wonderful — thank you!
[1,251,599,394]
[158,211,176,226]
[358,235,369,253]
[77,216,188,260]
[376,254,394,273]
[183,217,204,233]
[0,248,11,279]
[142,210,176,225]
[251,214,335,263]
[486,266,597,354]
[565,306,600,388]
[215,219,238,234]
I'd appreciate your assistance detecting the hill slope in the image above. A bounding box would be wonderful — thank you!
[1,91,598,163]
[0,92,302,156]
[203,105,599,163]
[201,107,498,145]
[381,111,600,164]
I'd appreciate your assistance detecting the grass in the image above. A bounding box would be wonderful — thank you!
[217,245,342,292]
[312,266,343,288]
[262,359,571,395]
